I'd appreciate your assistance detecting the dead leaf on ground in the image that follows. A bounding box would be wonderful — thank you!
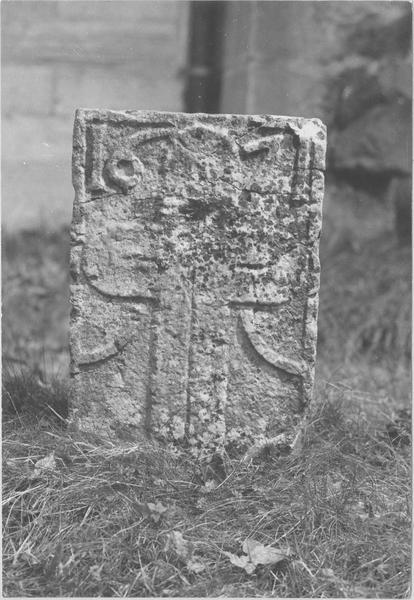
[223,551,255,574]
[224,539,291,574]
[130,500,168,522]
[165,531,193,560]
[32,452,57,478]
[186,558,206,573]
[164,531,207,573]
[147,501,168,522]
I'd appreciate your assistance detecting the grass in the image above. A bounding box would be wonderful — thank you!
[2,227,70,378]
[2,211,412,597]
[2,372,411,598]
[318,235,411,365]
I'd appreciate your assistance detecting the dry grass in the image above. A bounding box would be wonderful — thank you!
[2,217,411,597]
[2,227,70,378]
[318,232,411,365]
[2,374,411,598]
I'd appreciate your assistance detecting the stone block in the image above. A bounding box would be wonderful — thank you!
[3,16,179,66]
[55,65,183,117]
[57,0,179,23]
[70,109,326,452]
[2,115,70,162]
[2,158,72,233]
[2,115,73,233]
[2,65,54,118]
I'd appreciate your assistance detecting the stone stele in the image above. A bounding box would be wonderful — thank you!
[70,109,326,450]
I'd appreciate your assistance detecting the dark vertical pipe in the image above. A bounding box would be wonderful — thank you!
[184,1,226,113]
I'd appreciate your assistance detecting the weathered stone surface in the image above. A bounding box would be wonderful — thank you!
[70,109,326,452]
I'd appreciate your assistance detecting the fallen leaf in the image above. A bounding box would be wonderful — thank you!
[326,475,342,498]
[32,453,56,478]
[351,500,369,520]
[186,558,206,573]
[243,539,291,566]
[223,551,256,574]
[224,540,291,574]
[89,564,103,581]
[165,531,206,573]
[153,478,166,487]
[321,567,336,578]
[165,531,193,561]
[203,479,217,492]
[131,500,168,522]
[147,501,168,522]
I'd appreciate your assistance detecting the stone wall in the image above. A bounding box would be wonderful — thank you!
[219,1,411,245]
[220,1,409,121]
[2,0,188,232]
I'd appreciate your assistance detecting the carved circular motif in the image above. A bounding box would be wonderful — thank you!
[105,149,143,193]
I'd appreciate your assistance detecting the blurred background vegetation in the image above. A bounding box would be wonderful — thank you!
[2,0,411,395]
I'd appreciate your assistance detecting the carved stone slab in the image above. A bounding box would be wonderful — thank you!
[70,109,326,449]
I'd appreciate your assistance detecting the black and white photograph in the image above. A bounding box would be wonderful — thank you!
[2,0,412,597]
